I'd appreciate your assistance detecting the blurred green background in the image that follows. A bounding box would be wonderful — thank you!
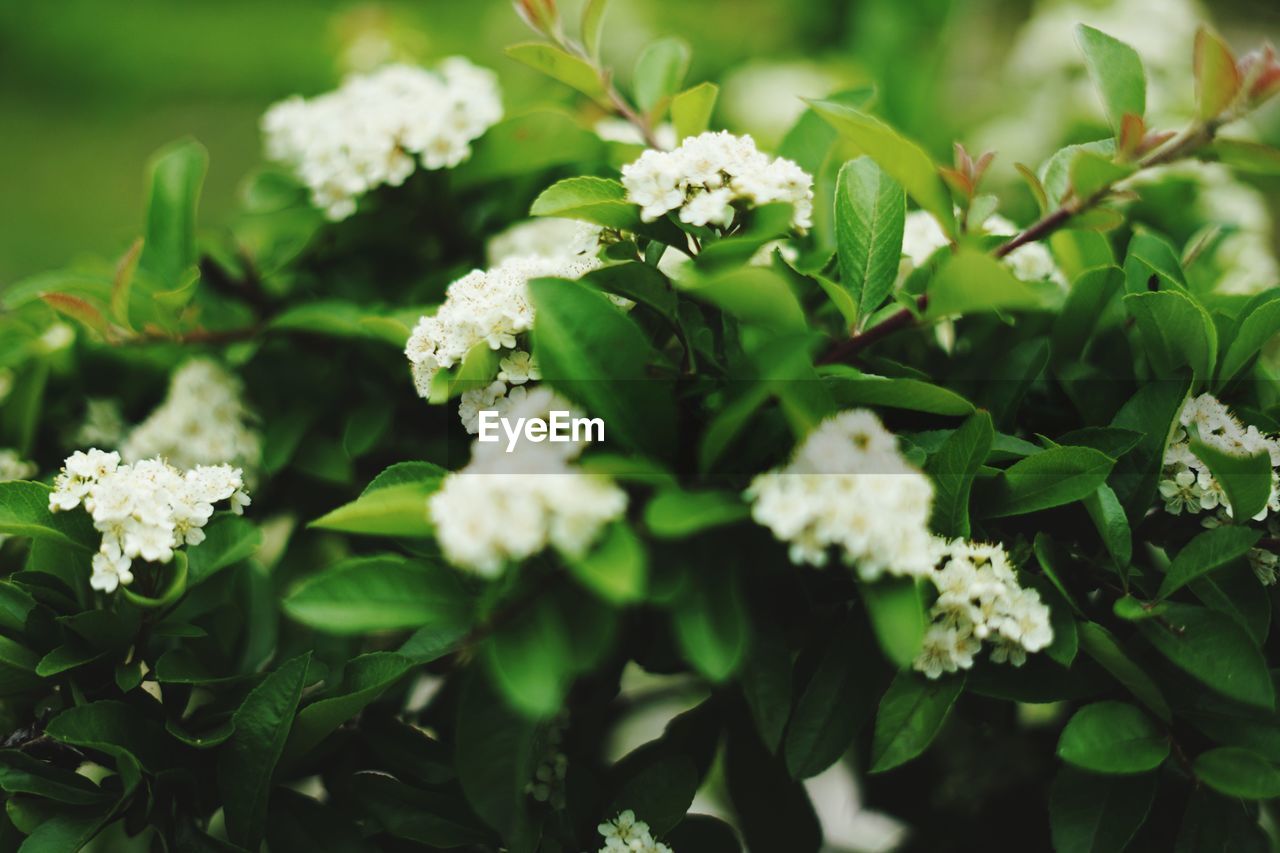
[2,0,1278,285]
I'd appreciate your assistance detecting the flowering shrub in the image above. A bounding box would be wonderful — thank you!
[1,1,1280,850]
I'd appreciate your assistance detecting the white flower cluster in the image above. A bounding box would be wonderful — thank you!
[746,410,940,580]
[1159,394,1280,520]
[1159,394,1280,584]
[621,131,814,230]
[486,218,603,268]
[262,59,502,220]
[120,359,261,480]
[914,538,1054,679]
[428,388,627,576]
[49,450,250,593]
[0,449,35,483]
[901,210,1066,286]
[405,254,600,414]
[597,810,674,853]
[74,399,128,449]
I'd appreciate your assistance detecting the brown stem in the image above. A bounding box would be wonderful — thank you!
[818,294,928,364]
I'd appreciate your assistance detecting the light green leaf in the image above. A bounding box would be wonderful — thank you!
[977,446,1115,518]
[310,480,440,538]
[505,43,609,104]
[1204,139,1280,175]
[1057,701,1169,773]
[139,138,208,288]
[809,99,955,234]
[1189,428,1272,522]
[485,595,573,718]
[454,109,605,186]
[863,577,927,669]
[0,481,96,551]
[1158,525,1261,599]
[1070,150,1135,199]
[219,653,311,850]
[1194,28,1241,121]
[633,37,690,114]
[1216,291,1280,386]
[677,266,807,331]
[671,82,718,140]
[1076,24,1147,132]
[187,516,262,585]
[823,366,974,416]
[673,567,748,682]
[1123,291,1216,381]
[870,671,964,772]
[644,489,749,539]
[283,555,473,635]
[565,522,647,604]
[835,157,905,325]
[925,249,1046,319]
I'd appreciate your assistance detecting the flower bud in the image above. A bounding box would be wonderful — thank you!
[1239,44,1280,107]
[513,0,558,36]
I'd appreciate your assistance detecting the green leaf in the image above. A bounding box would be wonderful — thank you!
[1139,603,1273,709]
[1109,377,1191,520]
[505,43,609,105]
[1057,701,1169,774]
[633,37,690,114]
[810,100,955,234]
[1124,228,1188,294]
[46,700,168,772]
[186,515,262,585]
[455,670,539,837]
[644,489,749,539]
[485,594,573,718]
[1083,484,1132,572]
[0,481,95,551]
[284,555,473,635]
[835,157,905,325]
[784,616,874,779]
[1194,28,1241,121]
[121,551,188,610]
[310,480,440,538]
[138,138,208,287]
[925,411,995,538]
[1077,622,1171,721]
[1076,25,1147,132]
[1194,747,1280,800]
[1050,768,1155,853]
[565,522,647,603]
[676,266,807,332]
[0,751,110,805]
[531,176,680,246]
[1188,429,1272,522]
[581,0,609,59]
[454,109,604,187]
[530,276,677,457]
[284,652,414,760]
[823,366,974,416]
[739,624,792,753]
[863,578,927,669]
[1158,526,1261,599]
[673,565,748,682]
[218,653,310,850]
[583,262,677,320]
[1070,150,1135,199]
[1123,291,1217,381]
[925,249,1046,319]
[671,82,718,140]
[1216,291,1280,385]
[1204,139,1280,175]
[14,805,113,853]
[345,773,489,848]
[870,671,964,772]
[977,446,1115,518]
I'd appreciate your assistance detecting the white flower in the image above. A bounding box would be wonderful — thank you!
[746,410,940,579]
[912,538,1054,678]
[74,399,127,448]
[597,809,674,853]
[49,451,249,593]
[497,350,539,385]
[900,210,1065,286]
[405,255,600,400]
[429,390,626,576]
[0,450,36,483]
[621,131,814,231]
[594,118,678,150]
[262,59,502,220]
[120,359,261,482]
[486,218,603,267]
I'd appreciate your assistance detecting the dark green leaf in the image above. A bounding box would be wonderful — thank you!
[870,671,964,772]
[1050,767,1155,853]
[836,157,905,325]
[925,410,994,538]
[1057,701,1169,773]
[1138,603,1273,709]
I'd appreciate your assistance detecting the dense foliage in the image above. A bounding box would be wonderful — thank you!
[1,1,1280,850]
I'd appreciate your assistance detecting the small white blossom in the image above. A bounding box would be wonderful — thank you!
[120,359,261,481]
[49,450,249,593]
[900,210,1066,286]
[0,450,36,483]
[74,399,127,449]
[428,389,626,576]
[405,255,600,401]
[597,810,674,853]
[262,59,502,220]
[746,410,940,579]
[594,118,678,150]
[621,131,814,231]
[913,538,1054,678]
[486,218,603,267]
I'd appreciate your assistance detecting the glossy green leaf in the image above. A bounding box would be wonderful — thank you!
[505,43,609,104]
[835,157,905,325]
[1050,768,1155,853]
[1077,622,1170,720]
[0,481,96,551]
[870,671,964,772]
[671,82,718,140]
[925,411,994,538]
[138,138,207,287]
[566,522,648,603]
[925,249,1046,319]
[284,652,414,760]
[1188,429,1272,522]
[978,446,1115,518]
[644,489,749,539]
[1123,291,1216,381]
[1194,747,1280,800]
[1057,701,1168,773]
[1139,603,1273,709]
[1076,25,1146,131]
[1158,525,1261,599]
